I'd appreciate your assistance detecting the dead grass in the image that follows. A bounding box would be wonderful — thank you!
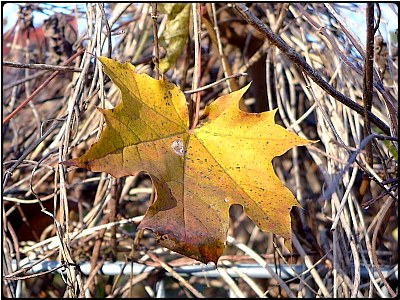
[2,3,398,298]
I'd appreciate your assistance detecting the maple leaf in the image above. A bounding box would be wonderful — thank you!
[64,57,312,263]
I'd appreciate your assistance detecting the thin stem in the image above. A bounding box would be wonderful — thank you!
[232,4,390,136]
[184,73,247,94]
[3,118,64,188]
[190,3,202,130]
[371,198,397,297]
[363,4,375,167]
[211,3,231,92]
[98,3,112,58]
[2,61,82,72]
[3,70,48,91]
[151,3,160,79]
[3,49,85,125]
[147,251,205,298]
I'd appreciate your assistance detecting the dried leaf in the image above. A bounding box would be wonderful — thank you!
[158,3,190,73]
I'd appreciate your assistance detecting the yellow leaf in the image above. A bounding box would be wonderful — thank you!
[64,57,313,263]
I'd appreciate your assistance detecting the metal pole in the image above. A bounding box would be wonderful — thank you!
[10,259,398,280]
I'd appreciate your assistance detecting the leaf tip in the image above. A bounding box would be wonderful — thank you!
[97,56,137,78]
[237,82,252,96]
[96,55,116,63]
[61,157,91,171]
[95,106,107,115]
[284,237,294,253]
[61,158,79,168]
[244,81,252,90]
[96,55,110,65]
